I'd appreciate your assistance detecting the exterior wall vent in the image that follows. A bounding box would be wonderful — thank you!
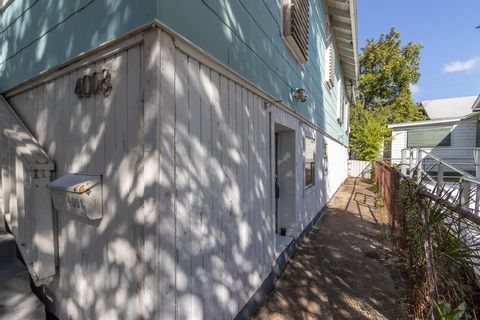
[283,0,310,64]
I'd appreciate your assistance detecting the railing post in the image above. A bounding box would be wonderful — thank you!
[436,162,444,197]
[401,149,407,176]
[460,180,471,210]
[474,149,480,215]
[409,149,415,178]
[416,149,422,184]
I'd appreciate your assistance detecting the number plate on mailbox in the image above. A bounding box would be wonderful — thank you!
[48,174,102,220]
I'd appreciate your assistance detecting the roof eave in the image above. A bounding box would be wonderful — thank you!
[388,117,463,129]
[327,0,359,85]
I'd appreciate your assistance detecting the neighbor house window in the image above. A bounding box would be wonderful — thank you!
[282,0,310,64]
[304,137,315,187]
[407,127,452,148]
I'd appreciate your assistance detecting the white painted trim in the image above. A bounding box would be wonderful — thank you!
[388,118,462,129]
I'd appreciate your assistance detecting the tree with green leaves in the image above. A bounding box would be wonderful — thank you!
[349,106,390,160]
[350,28,426,160]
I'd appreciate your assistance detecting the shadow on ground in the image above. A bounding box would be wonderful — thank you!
[253,177,404,320]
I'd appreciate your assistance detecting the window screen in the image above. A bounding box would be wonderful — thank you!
[407,127,452,148]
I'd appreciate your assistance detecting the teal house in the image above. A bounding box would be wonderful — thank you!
[0,0,358,319]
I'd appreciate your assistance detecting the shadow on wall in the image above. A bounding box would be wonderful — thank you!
[0,0,341,144]
[0,0,154,91]
[0,1,348,319]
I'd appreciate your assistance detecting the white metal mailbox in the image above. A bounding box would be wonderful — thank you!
[48,174,103,220]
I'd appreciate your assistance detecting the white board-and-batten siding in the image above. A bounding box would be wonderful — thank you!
[7,44,144,319]
[3,28,349,320]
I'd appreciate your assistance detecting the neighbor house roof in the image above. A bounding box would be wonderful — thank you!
[421,96,478,120]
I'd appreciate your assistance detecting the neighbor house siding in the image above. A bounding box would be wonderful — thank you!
[390,120,478,167]
[0,0,351,146]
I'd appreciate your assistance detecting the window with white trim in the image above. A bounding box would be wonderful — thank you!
[304,136,315,187]
[282,0,310,64]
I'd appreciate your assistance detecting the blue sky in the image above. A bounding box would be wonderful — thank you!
[358,0,480,102]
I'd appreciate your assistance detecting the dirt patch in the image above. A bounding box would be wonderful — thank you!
[252,178,406,320]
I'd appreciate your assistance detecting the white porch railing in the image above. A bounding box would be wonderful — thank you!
[401,148,480,216]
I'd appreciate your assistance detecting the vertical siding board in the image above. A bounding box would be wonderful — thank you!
[83,64,95,174]
[142,29,161,319]
[227,78,239,317]
[263,99,270,279]
[44,81,56,158]
[80,64,95,319]
[174,49,193,320]
[100,55,118,318]
[158,32,176,319]
[187,57,203,318]
[248,90,257,293]
[55,75,68,302]
[62,70,78,316]
[92,61,105,279]
[234,82,244,306]
[126,45,144,315]
[113,50,135,318]
[199,64,213,319]
[218,74,230,316]
[255,95,262,284]
[209,69,225,318]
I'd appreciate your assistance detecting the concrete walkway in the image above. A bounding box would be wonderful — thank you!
[253,178,404,320]
[0,221,45,320]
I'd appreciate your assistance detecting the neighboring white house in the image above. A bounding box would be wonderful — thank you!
[388,95,480,174]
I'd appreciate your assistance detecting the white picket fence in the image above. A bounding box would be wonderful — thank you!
[348,160,372,179]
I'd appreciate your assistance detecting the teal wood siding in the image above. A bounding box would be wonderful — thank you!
[0,0,351,145]
[0,0,154,91]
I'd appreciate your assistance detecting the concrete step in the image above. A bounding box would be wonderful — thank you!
[0,231,45,320]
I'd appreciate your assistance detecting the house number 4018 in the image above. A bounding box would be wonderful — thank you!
[74,69,112,98]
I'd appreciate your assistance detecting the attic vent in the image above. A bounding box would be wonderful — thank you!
[283,0,310,63]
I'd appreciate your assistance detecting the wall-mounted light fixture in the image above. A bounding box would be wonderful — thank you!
[291,88,309,102]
